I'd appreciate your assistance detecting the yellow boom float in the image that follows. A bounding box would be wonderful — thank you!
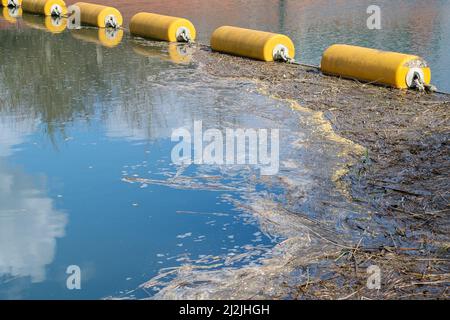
[72,2,122,28]
[321,44,432,89]
[210,26,295,62]
[22,0,67,16]
[130,12,196,43]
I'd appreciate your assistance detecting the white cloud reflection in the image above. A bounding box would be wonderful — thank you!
[0,161,67,283]
[0,115,67,283]
[0,116,39,157]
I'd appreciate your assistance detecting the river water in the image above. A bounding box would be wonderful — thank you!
[0,0,448,299]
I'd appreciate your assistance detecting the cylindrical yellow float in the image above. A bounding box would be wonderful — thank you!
[130,12,196,43]
[1,0,22,7]
[72,2,122,28]
[71,28,123,47]
[22,0,67,16]
[321,44,431,89]
[23,13,66,33]
[210,26,295,62]
[1,6,22,23]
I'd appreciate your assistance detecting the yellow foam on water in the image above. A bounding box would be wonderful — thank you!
[256,82,365,199]
[130,12,196,42]
[321,44,431,89]
[211,26,295,62]
[73,2,122,28]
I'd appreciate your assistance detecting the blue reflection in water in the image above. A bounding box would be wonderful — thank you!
[0,29,285,299]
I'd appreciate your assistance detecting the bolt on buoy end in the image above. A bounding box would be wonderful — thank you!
[50,4,62,16]
[406,68,426,89]
[176,27,191,43]
[7,0,21,7]
[105,14,118,28]
[273,44,292,62]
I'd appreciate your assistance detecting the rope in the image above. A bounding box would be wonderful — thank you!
[435,90,450,96]
[289,60,320,69]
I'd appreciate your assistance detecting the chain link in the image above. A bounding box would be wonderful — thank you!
[411,73,437,93]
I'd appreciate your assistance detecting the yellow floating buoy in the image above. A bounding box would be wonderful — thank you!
[71,28,123,48]
[73,2,122,28]
[321,44,432,89]
[210,26,295,62]
[132,42,192,64]
[130,12,196,43]
[22,0,67,16]
[23,13,66,33]
[1,6,22,23]
[1,0,22,7]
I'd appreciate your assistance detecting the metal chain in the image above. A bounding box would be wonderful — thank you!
[424,83,437,93]
[412,74,437,93]
[412,77,426,92]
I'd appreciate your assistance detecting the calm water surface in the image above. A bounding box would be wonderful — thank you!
[0,0,449,299]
